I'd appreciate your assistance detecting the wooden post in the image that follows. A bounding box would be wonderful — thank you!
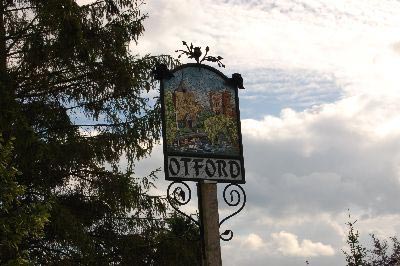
[199,181,222,266]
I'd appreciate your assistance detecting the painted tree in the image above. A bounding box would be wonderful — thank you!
[0,0,200,264]
[203,115,238,146]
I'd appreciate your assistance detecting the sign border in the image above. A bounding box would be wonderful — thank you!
[161,63,246,184]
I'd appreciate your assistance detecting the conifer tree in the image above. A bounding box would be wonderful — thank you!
[0,135,50,264]
[0,0,194,264]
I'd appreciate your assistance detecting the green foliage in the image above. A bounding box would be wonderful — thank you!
[343,216,368,266]
[203,115,238,145]
[0,135,50,265]
[343,214,400,266]
[0,0,196,264]
[152,213,201,266]
[368,234,400,265]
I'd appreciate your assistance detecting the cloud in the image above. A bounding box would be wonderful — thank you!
[271,231,335,257]
[222,230,336,265]
[219,91,400,265]
[138,0,400,98]
[242,94,400,216]
[393,41,400,55]
[241,233,265,250]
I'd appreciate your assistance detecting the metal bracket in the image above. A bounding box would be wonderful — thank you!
[167,181,199,226]
[166,181,246,242]
[219,184,247,241]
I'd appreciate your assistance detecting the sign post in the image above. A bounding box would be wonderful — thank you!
[199,181,222,265]
[155,42,246,266]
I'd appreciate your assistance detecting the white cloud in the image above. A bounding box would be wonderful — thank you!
[242,95,400,142]
[271,231,335,257]
[242,100,400,215]
[222,230,336,265]
[138,0,400,98]
[241,233,265,250]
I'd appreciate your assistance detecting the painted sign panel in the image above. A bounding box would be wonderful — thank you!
[161,64,245,183]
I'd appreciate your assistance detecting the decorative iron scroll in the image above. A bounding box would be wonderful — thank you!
[175,41,225,67]
[219,184,247,241]
[167,181,199,226]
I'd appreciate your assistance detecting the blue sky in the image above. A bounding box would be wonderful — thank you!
[239,68,342,118]
[77,1,400,265]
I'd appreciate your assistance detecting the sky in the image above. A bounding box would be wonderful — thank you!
[80,1,400,265]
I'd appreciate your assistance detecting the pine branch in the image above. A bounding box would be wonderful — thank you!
[80,0,106,8]
[6,14,39,53]
[5,6,36,13]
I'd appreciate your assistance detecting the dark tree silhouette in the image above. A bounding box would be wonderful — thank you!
[0,0,201,264]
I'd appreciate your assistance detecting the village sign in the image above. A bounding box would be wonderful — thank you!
[158,61,245,183]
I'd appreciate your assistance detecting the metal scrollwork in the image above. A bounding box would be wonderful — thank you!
[175,41,225,67]
[219,184,246,241]
[167,181,199,226]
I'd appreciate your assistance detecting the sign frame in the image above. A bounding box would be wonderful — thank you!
[160,63,245,184]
